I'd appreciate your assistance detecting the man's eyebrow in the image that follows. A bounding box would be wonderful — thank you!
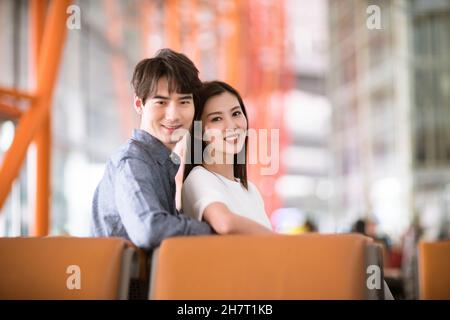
[152,95,170,100]
[178,95,193,100]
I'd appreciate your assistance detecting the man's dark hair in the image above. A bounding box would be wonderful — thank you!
[131,48,202,104]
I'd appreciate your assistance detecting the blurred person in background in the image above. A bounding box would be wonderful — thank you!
[401,214,423,300]
[351,216,395,299]
[304,218,317,233]
[351,216,392,252]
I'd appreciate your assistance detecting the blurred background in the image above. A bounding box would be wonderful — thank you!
[0,0,449,299]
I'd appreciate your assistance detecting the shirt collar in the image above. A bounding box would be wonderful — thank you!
[131,129,181,166]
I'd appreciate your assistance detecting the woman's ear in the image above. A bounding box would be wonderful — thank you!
[134,95,143,115]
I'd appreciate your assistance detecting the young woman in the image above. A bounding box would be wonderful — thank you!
[182,81,273,234]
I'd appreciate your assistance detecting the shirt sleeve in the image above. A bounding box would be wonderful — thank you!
[114,157,215,250]
[182,168,229,221]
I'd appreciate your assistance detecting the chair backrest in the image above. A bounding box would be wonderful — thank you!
[0,236,138,299]
[419,240,450,299]
[150,233,383,300]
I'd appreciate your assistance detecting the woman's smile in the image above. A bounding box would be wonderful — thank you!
[224,132,239,143]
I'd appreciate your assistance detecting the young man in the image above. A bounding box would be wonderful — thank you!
[91,48,215,251]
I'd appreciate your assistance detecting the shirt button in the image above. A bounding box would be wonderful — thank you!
[169,153,180,164]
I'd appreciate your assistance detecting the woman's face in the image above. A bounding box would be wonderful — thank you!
[201,91,248,158]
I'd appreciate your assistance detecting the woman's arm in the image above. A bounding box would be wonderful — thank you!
[202,202,273,235]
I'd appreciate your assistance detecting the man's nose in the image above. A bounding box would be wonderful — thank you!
[165,101,180,121]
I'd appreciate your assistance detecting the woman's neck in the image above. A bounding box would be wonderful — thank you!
[203,162,235,181]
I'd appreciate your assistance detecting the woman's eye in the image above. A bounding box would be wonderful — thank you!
[211,117,222,122]
[232,111,242,117]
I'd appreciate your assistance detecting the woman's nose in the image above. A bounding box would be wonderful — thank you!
[224,116,237,130]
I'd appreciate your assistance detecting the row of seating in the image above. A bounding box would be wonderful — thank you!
[418,241,450,299]
[150,233,386,299]
[0,237,145,299]
[0,234,448,299]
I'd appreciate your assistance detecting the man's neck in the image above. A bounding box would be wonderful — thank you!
[139,127,175,152]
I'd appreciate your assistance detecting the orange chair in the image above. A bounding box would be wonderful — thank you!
[0,236,144,299]
[419,240,450,299]
[149,233,386,300]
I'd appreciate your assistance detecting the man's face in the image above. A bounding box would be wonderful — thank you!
[134,77,194,150]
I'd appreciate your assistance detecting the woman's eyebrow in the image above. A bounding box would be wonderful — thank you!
[230,106,241,111]
[207,111,223,117]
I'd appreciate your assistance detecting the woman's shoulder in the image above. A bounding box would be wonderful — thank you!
[247,181,265,200]
[182,166,229,208]
[184,166,222,187]
[186,165,211,180]
[247,180,259,193]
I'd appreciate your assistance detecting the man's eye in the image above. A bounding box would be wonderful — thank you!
[181,100,191,105]
[155,101,166,105]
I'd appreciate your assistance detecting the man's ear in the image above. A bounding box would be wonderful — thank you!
[134,96,143,115]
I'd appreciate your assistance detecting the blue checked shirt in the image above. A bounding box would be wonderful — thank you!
[91,129,215,250]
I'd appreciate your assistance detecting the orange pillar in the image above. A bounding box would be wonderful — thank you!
[0,0,71,217]
[138,1,156,56]
[217,0,240,89]
[184,0,200,67]
[164,0,181,50]
[31,0,51,236]
[103,0,134,137]
[0,101,23,119]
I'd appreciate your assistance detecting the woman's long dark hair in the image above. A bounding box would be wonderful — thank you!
[183,81,249,189]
